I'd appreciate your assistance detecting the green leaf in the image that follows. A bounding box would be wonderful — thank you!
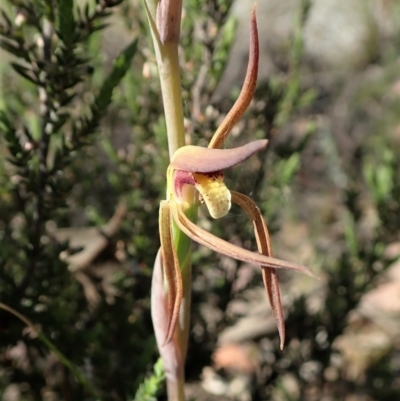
[55,0,75,45]
[363,149,395,204]
[343,211,358,257]
[10,62,39,85]
[274,0,311,128]
[94,38,139,112]
[134,358,165,401]
[0,39,29,60]
[279,153,300,186]
[376,165,393,201]
[1,10,13,29]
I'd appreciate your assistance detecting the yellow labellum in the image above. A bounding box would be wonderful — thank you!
[193,172,231,219]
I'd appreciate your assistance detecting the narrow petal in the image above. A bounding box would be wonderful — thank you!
[170,140,268,173]
[231,191,285,349]
[208,5,259,149]
[172,202,317,277]
[159,200,183,344]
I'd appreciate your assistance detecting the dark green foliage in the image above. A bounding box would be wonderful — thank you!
[134,358,165,401]
[274,0,312,128]
[0,0,149,400]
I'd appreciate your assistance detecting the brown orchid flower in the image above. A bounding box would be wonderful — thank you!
[158,7,315,350]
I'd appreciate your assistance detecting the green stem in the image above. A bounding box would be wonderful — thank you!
[144,0,185,158]
[166,372,186,401]
[157,43,186,158]
[144,2,194,400]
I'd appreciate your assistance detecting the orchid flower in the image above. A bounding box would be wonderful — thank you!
[157,8,315,351]
[145,3,315,399]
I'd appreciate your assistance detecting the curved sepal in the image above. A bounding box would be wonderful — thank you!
[172,202,317,277]
[231,191,285,349]
[208,5,259,149]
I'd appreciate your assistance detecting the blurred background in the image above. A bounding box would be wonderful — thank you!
[0,0,400,400]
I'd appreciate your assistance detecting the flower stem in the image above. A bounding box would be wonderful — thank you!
[156,42,186,158]
[145,2,193,400]
[144,1,185,158]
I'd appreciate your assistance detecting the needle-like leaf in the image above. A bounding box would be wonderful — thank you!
[231,191,285,349]
[159,201,183,344]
